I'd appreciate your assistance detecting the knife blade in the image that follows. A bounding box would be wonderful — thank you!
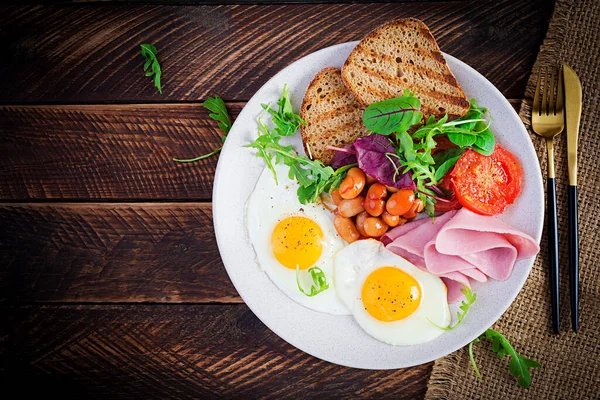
[563,63,582,332]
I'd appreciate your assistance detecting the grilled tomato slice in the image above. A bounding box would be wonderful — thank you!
[449,145,522,215]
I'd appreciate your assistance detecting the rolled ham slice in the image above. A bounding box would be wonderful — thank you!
[383,208,539,302]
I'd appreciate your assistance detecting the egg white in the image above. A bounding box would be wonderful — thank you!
[246,162,350,315]
[334,239,451,345]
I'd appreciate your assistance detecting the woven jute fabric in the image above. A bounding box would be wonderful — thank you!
[425,0,600,398]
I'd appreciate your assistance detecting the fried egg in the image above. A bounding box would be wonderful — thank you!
[334,239,450,345]
[246,162,350,315]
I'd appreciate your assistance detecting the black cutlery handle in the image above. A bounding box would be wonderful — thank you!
[568,185,579,332]
[547,177,560,334]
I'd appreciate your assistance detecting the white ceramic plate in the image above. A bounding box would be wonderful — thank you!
[213,42,543,369]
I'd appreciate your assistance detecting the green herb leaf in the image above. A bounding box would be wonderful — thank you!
[469,338,482,380]
[140,43,162,94]
[397,130,417,161]
[203,96,232,134]
[447,131,477,147]
[296,264,329,296]
[484,329,541,388]
[173,95,231,163]
[262,85,306,137]
[429,285,476,330]
[173,148,221,163]
[433,148,465,181]
[323,163,358,193]
[248,86,351,204]
[472,124,495,155]
[469,329,541,388]
[424,196,436,218]
[363,94,423,135]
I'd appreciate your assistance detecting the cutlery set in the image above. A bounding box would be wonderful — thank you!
[531,64,582,334]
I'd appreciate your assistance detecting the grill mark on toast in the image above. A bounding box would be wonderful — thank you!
[356,82,398,102]
[341,18,469,121]
[418,27,437,44]
[430,51,445,64]
[354,66,469,108]
[307,104,363,124]
[303,119,368,164]
[301,67,369,165]
[350,47,460,89]
[353,46,445,67]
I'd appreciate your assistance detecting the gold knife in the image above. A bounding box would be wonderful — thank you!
[563,64,582,332]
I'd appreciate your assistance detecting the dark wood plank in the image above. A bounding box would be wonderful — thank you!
[0,103,241,200]
[0,203,241,303]
[0,100,522,201]
[43,0,458,3]
[0,1,552,103]
[0,100,524,304]
[0,304,432,399]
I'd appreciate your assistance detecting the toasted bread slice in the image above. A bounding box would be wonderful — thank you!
[341,19,469,121]
[300,67,369,165]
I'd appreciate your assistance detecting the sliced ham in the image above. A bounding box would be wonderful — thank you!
[383,208,539,303]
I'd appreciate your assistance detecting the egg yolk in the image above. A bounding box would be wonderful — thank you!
[271,216,323,270]
[361,266,422,322]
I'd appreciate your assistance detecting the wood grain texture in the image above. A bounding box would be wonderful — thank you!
[0,103,241,200]
[0,1,552,103]
[0,100,522,201]
[0,304,432,399]
[43,0,458,3]
[0,203,240,303]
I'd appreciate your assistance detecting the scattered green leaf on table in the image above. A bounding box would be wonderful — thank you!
[485,329,541,388]
[140,44,162,94]
[204,96,232,134]
[469,328,541,389]
[173,96,231,163]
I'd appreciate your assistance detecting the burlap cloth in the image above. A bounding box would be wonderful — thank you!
[425,0,600,398]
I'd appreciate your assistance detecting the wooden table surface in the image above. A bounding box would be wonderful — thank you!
[0,1,552,398]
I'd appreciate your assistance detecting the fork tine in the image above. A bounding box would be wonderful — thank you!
[556,66,564,116]
[533,67,541,115]
[549,68,556,115]
[541,67,549,115]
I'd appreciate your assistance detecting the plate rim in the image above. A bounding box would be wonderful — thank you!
[213,41,543,369]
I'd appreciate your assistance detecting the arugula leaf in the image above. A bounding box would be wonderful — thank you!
[262,85,306,137]
[323,163,358,193]
[296,265,329,296]
[429,285,476,330]
[397,131,417,161]
[173,95,231,163]
[363,92,423,135]
[411,99,493,154]
[203,96,232,134]
[247,87,352,204]
[172,148,222,163]
[412,114,449,139]
[423,196,435,218]
[140,44,162,94]
[485,329,541,388]
[433,148,464,181]
[469,338,483,380]
[468,329,541,389]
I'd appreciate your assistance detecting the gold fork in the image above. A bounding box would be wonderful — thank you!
[532,66,564,334]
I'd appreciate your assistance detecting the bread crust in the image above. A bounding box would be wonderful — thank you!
[341,18,469,121]
[300,68,369,165]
